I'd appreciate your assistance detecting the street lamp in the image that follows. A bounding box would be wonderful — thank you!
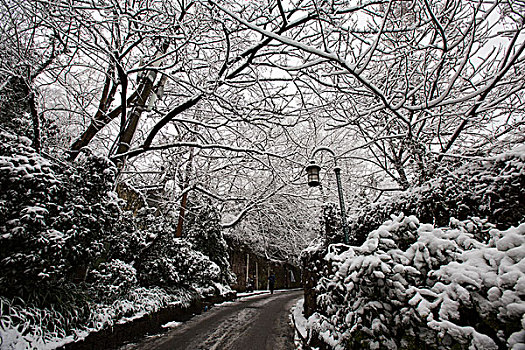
[305,162,321,187]
[306,147,350,244]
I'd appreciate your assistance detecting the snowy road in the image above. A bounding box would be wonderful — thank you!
[123,289,303,350]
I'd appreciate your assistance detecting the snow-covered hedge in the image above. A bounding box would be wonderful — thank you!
[139,238,221,290]
[0,131,234,348]
[348,148,525,245]
[307,214,525,349]
[185,201,236,285]
[0,131,121,300]
[303,148,525,349]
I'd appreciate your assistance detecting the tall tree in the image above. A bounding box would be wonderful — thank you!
[211,0,525,188]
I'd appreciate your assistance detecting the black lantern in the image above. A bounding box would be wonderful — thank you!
[306,162,321,187]
[306,147,350,244]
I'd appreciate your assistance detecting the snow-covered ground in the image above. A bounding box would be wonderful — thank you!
[161,321,183,329]
[291,298,308,349]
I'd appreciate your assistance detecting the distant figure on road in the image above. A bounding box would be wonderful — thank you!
[246,276,254,293]
[268,272,276,294]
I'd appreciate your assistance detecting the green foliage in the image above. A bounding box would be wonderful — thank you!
[348,151,525,244]
[138,237,221,290]
[0,76,32,138]
[0,76,59,151]
[103,207,153,263]
[0,130,233,304]
[0,133,67,297]
[185,201,235,285]
[88,259,138,302]
[0,130,235,348]
[320,202,342,244]
[0,132,123,304]
[0,295,80,348]
[304,149,525,350]
[310,214,525,349]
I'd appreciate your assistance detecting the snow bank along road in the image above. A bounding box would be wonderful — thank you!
[123,289,303,350]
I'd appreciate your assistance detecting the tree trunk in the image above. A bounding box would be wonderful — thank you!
[28,92,41,153]
[175,147,194,237]
[68,67,125,161]
[114,79,154,156]
[175,191,188,238]
[114,42,170,160]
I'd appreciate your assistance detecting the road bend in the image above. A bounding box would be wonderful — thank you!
[124,289,303,350]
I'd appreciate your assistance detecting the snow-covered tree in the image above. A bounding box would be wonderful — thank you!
[226,194,319,263]
[212,0,525,189]
[184,200,236,284]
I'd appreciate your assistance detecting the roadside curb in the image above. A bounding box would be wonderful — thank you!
[236,288,302,299]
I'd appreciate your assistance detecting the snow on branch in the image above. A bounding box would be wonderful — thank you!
[113,141,286,161]
[209,0,410,126]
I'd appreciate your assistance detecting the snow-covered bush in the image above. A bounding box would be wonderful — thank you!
[0,131,122,303]
[319,202,342,244]
[306,213,525,349]
[113,200,233,296]
[185,201,236,285]
[0,133,62,288]
[0,285,193,349]
[88,259,138,301]
[138,237,221,293]
[82,286,193,333]
[302,149,525,349]
[0,77,34,140]
[0,131,236,348]
[348,148,525,245]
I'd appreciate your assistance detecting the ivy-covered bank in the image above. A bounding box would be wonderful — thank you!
[302,147,525,350]
[0,131,234,349]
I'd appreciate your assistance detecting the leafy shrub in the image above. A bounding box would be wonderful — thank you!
[0,131,122,304]
[138,237,221,292]
[307,213,525,350]
[88,259,138,302]
[304,148,525,349]
[347,148,525,245]
[185,201,236,285]
[0,77,33,139]
[0,131,235,348]
[319,202,342,244]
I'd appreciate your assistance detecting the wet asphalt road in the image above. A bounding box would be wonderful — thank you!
[125,289,303,350]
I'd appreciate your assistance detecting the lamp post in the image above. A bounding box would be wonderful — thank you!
[306,147,350,245]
